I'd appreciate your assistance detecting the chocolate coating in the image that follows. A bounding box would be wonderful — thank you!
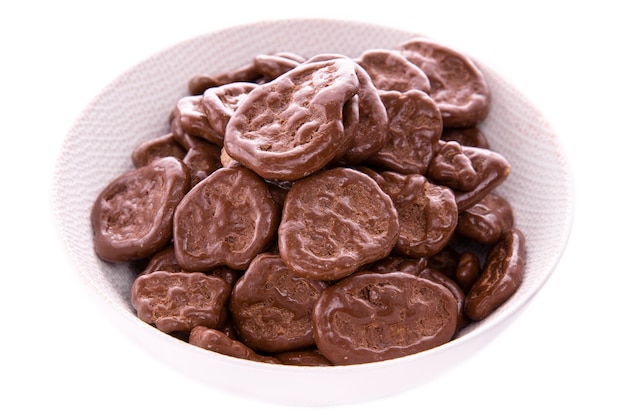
[131,132,187,168]
[278,167,399,281]
[465,228,525,321]
[189,326,281,364]
[131,271,230,333]
[173,166,279,271]
[398,37,491,127]
[428,140,479,191]
[252,52,301,80]
[181,139,222,187]
[91,156,190,263]
[355,48,431,93]
[375,171,458,258]
[367,89,442,175]
[313,271,458,365]
[441,126,490,149]
[223,58,359,181]
[275,349,333,366]
[456,193,515,244]
[334,63,389,165]
[172,95,222,145]
[201,82,257,138]
[229,253,327,353]
[455,251,482,291]
[453,145,511,212]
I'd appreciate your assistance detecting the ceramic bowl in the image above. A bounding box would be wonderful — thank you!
[53,18,574,406]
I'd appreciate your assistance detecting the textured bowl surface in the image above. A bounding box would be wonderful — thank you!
[53,19,574,405]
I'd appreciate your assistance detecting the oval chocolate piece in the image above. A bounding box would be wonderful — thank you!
[91,156,190,263]
[313,271,458,365]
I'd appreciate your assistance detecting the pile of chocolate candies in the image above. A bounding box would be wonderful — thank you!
[91,36,525,366]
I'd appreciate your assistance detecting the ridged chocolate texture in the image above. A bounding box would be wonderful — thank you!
[91,156,190,263]
[312,271,458,365]
[278,167,399,281]
[173,166,279,271]
[223,58,359,181]
[131,271,230,333]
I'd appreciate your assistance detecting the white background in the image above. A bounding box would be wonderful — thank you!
[2,1,624,415]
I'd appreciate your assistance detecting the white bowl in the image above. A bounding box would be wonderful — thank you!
[53,18,574,406]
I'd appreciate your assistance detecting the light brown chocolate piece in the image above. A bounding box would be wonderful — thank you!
[375,171,458,258]
[201,82,257,138]
[131,132,187,168]
[171,95,222,145]
[356,48,431,93]
[131,271,230,333]
[367,89,442,175]
[465,228,525,320]
[173,166,279,271]
[189,326,281,364]
[91,157,190,262]
[223,58,359,181]
[278,167,399,281]
[398,37,491,127]
[313,271,458,365]
[229,253,327,353]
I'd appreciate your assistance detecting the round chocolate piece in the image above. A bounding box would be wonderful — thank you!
[91,156,190,263]
[278,167,399,281]
[173,166,279,271]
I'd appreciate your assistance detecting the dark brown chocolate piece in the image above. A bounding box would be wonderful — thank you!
[454,251,482,292]
[278,167,399,281]
[453,145,511,212]
[313,271,458,364]
[131,271,230,333]
[428,140,479,191]
[91,156,190,262]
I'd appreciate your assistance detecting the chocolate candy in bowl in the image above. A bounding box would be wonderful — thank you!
[53,19,574,405]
